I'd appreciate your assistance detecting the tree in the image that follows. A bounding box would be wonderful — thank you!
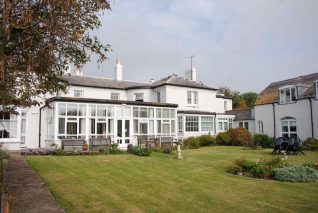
[218,86,258,109]
[0,0,111,112]
[241,92,258,108]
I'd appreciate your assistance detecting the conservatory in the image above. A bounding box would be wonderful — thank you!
[43,97,178,149]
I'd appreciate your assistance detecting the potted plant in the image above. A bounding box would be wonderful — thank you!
[82,143,89,152]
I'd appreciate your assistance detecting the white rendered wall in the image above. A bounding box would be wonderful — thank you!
[254,104,275,138]
[64,86,128,100]
[164,85,224,112]
[255,99,317,140]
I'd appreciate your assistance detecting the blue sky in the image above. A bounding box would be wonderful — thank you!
[82,0,318,92]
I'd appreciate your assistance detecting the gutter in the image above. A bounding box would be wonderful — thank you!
[309,98,314,138]
[272,102,276,139]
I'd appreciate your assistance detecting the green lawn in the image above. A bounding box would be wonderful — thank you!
[26,147,318,213]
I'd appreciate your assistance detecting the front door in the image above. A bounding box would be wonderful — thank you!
[117,119,131,147]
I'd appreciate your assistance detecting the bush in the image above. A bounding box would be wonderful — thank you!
[253,134,274,148]
[227,128,252,146]
[0,148,9,160]
[274,166,318,182]
[302,162,318,170]
[198,135,215,147]
[109,144,124,154]
[183,137,200,149]
[228,156,286,179]
[128,146,151,156]
[303,138,318,150]
[216,132,231,145]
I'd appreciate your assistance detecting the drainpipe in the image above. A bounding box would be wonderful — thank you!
[309,98,314,138]
[272,102,276,139]
[214,115,217,135]
[38,104,47,148]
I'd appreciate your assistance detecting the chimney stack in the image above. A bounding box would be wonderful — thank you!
[115,58,123,81]
[185,68,197,81]
[75,64,83,76]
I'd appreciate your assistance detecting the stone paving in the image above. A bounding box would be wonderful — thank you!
[2,153,64,213]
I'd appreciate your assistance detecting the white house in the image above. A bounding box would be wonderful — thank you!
[0,60,233,150]
[254,73,318,140]
[226,108,256,134]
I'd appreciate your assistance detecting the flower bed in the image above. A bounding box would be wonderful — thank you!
[228,156,318,182]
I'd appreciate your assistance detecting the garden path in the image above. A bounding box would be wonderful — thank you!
[2,153,64,213]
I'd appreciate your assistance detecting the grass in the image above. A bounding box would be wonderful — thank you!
[26,146,318,213]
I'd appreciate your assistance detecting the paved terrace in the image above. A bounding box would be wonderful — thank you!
[2,153,64,213]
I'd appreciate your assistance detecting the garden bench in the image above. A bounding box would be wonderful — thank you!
[89,137,112,151]
[137,135,158,148]
[61,139,85,151]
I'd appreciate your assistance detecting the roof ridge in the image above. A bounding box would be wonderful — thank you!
[270,72,318,86]
[64,74,150,85]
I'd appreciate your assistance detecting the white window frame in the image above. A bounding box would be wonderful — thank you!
[134,93,144,101]
[218,118,231,132]
[258,120,264,134]
[185,116,199,132]
[281,117,297,138]
[0,112,18,139]
[156,91,161,103]
[187,91,198,106]
[224,101,228,111]
[201,116,213,132]
[74,90,84,98]
[111,92,120,100]
[279,87,297,104]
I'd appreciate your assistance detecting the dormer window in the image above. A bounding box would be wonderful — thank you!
[279,87,296,104]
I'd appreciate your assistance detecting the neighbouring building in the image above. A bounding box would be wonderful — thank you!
[254,73,318,140]
[226,108,256,134]
[0,59,233,150]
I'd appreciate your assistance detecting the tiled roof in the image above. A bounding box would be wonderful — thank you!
[151,74,218,90]
[61,74,219,91]
[226,108,255,121]
[256,73,318,105]
[61,75,150,90]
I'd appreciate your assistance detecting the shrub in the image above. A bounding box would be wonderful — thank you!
[227,128,252,146]
[274,166,318,182]
[216,132,231,145]
[228,156,286,179]
[183,137,200,149]
[128,146,151,156]
[303,138,318,150]
[198,135,215,147]
[302,162,318,170]
[0,148,9,160]
[253,134,274,148]
[250,162,267,178]
[109,144,124,154]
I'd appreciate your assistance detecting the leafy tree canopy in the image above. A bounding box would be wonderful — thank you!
[218,86,258,109]
[0,0,111,112]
